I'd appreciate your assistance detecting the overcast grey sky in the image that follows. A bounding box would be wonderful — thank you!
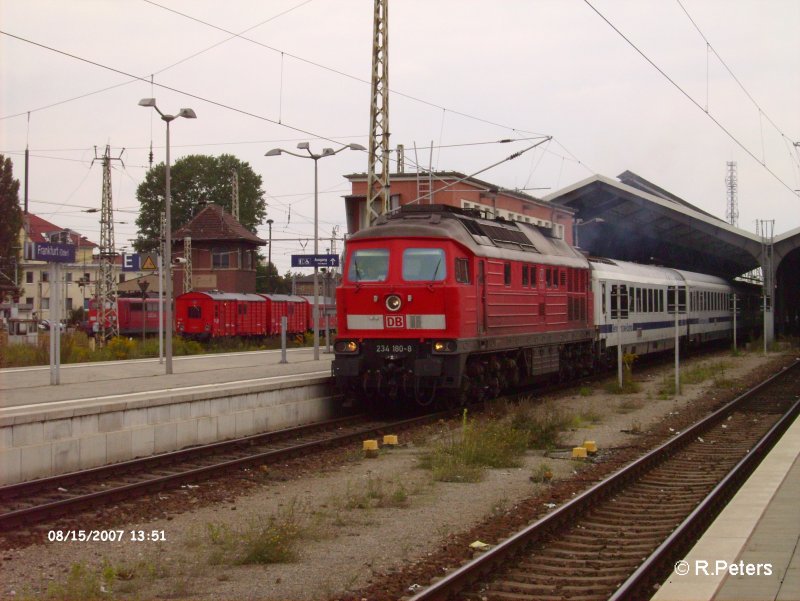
[2,0,798,275]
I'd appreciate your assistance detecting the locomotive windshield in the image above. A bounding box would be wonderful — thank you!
[402,248,446,281]
[348,249,389,282]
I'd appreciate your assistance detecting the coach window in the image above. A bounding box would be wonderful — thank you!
[522,264,529,286]
[455,258,471,284]
[531,265,537,288]
[349,249,389,282]
[504,263,511,286]
[545,268,552,288]
[602,283,607,315]
[403,248,446,281]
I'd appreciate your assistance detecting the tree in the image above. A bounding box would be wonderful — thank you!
[0,154,23,300]
[133,154,267,253]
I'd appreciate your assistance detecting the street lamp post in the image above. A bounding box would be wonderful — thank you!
[265,142,365,360]
[138,98,196,375]
[266,218,274,292]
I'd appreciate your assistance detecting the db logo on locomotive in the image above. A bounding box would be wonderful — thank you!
[385,315,405,328]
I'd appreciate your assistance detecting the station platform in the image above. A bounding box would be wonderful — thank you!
[0,349,338,485]
[652,412,800,601]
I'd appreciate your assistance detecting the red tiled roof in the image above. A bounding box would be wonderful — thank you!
[173,203,266,245]
[24,214,98,248]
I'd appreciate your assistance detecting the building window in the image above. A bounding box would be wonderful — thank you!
[26,271,34,283]
[65,298,73,311]
[41,271,49,282]
[84,273,90,282]
[66,272,73,282]
[42,297,50,310]
[212,248,230,269]
[26,297,34,306]
[119,274,126,283]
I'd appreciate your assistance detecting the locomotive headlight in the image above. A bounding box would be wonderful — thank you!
[433,340,456,353]
[385,294,402,312]
[334,340,359,354]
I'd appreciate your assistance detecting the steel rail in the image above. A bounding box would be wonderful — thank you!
[408,359,800,601]
[0,411,447,531]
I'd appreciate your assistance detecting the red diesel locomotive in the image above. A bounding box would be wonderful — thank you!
[332,205,594,409]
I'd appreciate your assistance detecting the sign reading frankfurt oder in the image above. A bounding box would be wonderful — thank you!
[31,243,76,263]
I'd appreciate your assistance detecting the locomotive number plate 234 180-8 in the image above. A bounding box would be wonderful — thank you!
[375,343,415,355]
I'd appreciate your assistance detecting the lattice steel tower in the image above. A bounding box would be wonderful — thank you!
[95,145,123,339]
[365,0,390,229]
[231,168,239,221]
[183,236,192,293]
[725,161,738,227]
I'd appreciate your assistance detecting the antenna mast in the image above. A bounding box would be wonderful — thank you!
[725,161,738,227]
[94,145,123,340]
[365,0,390,229]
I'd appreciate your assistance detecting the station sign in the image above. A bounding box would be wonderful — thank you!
[122,253,158,271]
[291,254,339,268]
[27,242,76,263]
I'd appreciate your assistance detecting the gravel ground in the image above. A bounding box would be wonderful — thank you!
[1,348,795,601]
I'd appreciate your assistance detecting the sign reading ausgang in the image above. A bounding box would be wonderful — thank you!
[31,243,76,263]
[291,254,340,268]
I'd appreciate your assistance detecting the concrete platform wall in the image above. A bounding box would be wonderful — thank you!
[0,378,336,485]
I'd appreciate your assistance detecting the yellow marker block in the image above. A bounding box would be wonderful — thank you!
[363,439,379,458]
[572,446,588,459]
[583,440,598,454]
[383,434,399,446]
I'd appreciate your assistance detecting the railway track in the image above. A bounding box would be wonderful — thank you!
[0,412,446,534]
[408,359,800,601]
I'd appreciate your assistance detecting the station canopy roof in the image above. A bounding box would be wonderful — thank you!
[545,171,764,280]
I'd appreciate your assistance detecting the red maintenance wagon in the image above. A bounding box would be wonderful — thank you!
[176,291,267,339]
[258,294,308,336]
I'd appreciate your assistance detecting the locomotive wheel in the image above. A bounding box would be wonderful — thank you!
[414,377,437,408]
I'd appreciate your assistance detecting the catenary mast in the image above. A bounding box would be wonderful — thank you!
[365,0,390,229]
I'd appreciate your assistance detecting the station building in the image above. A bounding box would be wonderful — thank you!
[343,171,576,243]
[546,171,800,341]
[170,203,266,295]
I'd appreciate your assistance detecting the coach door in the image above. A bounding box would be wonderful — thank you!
[477,260,487,334]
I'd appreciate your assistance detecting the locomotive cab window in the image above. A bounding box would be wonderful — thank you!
[402,248,446,281]
[188,306,201,319]
[455,258,471,284]
[348,249,389,282]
